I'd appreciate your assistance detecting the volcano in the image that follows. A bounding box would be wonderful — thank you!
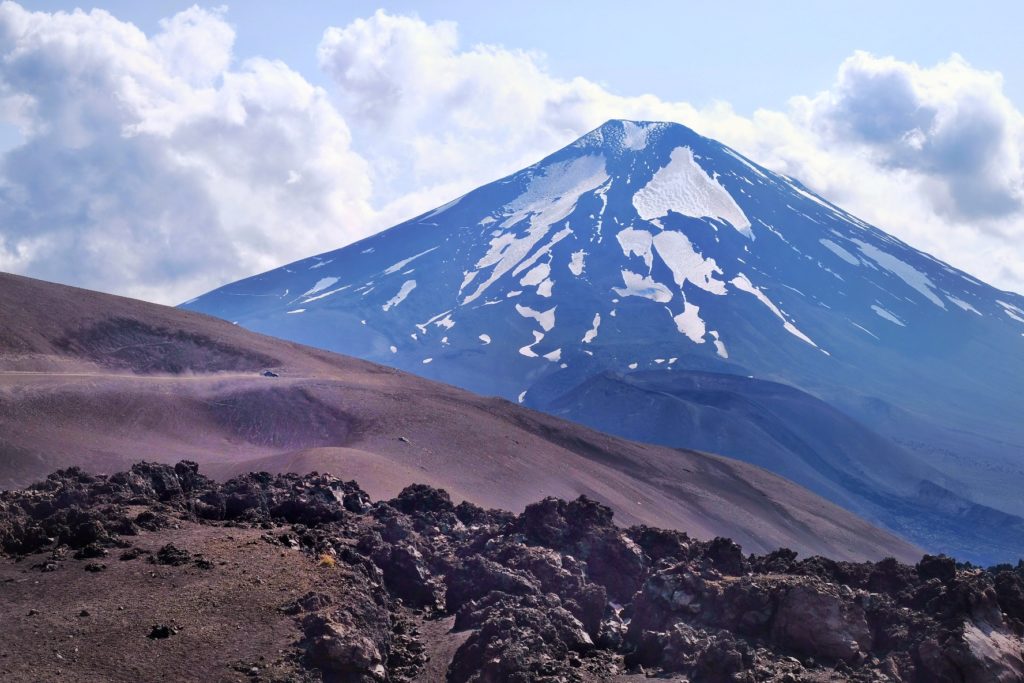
[184,120,1024,564]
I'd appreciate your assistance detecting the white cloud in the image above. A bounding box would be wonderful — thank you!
[152,5,233,87]
[795,52,1024,220]
[320,13,1024,294]
[317,11,697,217]
[742,53,1024,293]
[0,2,373,304]
[0,5,1022,302]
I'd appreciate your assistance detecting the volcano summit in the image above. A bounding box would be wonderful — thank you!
[185,120,1024,564]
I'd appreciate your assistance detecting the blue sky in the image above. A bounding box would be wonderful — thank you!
[2,2,1024,303]
[29,1,1024,114]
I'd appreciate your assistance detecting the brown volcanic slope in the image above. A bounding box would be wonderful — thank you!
[0,272,919,561]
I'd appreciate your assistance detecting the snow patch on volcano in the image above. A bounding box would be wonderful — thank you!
[947,295,981,315]
[633,146,752,237]
[382,280,416,311]
[872,305,906,326]
[583,313,601,343]
[415,310,455,334]
[302,277,339,298]
[653,230,727,295]
[730,274,817,348]
[384,247,438,275]
[519,330,545,357]
[520,262,550,287]
[621,120,658,150]
[462,155,607,304]
[616,228,654,271]
[710,330,728,358]
[614,270,673,303]
[852,240,945,309]
[672,302,706,343]
[515,304,556,332]
[512,227,573,278]
[820,239,860,265]
[999,300,1024,323]
[302,284,350,303]
[543,348,562,362]
[569,250,587,276]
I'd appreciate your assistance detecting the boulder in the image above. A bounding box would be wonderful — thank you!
[771,581,872,662]
[303,615,387,681]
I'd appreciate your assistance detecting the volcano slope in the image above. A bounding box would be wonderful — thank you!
[1,462,1022,682]
[183,119,1024,565]
[0,271,917,561]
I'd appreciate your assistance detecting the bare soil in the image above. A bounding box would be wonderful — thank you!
[0,271,919,562]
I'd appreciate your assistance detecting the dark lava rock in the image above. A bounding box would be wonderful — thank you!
[298,578,396,682]
[389,484,454,517]
[151,543,191,566]
[448,593,596,683]
[372,542,444,609]
[705,536,748,576]
[119,547,148,561]
[517,496,647,601]
[302,614,388,680]
[73,543,109,560]
[147,624,179,639]
[918,554,958,585]
[771,581,872,662]
[5,461,1024,682]
[453,501,488,526]
[282,591,334,616]
[445,556,540,611]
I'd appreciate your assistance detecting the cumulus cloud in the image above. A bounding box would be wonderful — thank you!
[794,52,1024,221]
[319,15,1024,293]
[758,53,1024,292]
[316,11,698,220]
[0,4,1022,302]
[0,2,373,304]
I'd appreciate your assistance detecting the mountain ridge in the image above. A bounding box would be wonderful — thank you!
[184,119,1024,563]
[0,270,919,561]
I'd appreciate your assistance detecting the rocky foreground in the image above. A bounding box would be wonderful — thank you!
[1,463,1023,682]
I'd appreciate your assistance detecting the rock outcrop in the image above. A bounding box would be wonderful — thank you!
[3,462,1024,682]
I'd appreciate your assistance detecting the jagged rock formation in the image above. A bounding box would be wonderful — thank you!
[2,462,1023,682]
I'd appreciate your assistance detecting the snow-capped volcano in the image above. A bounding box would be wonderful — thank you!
[185,120,1024,563]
